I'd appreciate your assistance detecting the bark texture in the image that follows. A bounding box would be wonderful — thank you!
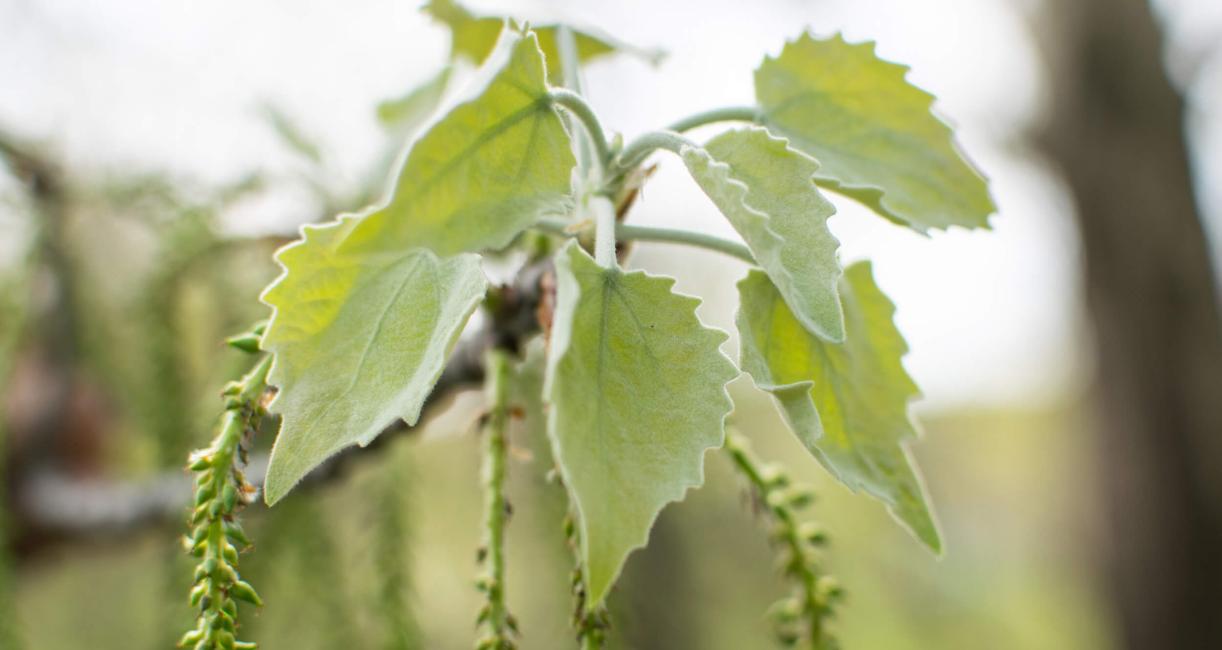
[1038,1,1222,647]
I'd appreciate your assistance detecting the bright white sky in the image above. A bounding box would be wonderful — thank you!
[2,0,1219,410]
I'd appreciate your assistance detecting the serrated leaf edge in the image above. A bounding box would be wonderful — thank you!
[757,30,997,233]
[258,214,488,504]
[681,127,845,342]
[734,265,942,553]
[544,242,739,606]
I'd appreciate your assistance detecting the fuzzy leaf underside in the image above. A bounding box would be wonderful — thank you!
[545,243,738,607]
[260,29,575,503]
[261,220,486,503]
[681,127,844,342]
[349,29,575,257]
[755,32,994,232]
[736,262,941,551]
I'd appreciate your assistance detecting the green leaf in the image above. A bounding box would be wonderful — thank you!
[736,263,941,551]
[260,218,487,504]
[260,29,574,503]
[681,127,844,342]
[545,243,738,607]
[423,0,661,81]
[755,33,994,232]
[351,28,575,257]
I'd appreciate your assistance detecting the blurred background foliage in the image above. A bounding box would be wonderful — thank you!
[3,0,1221,648]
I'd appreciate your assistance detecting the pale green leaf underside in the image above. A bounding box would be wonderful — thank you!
[259,29,574,504]
[423,0,657,81]
[260,218,486,504]
[545,243,738,607]
[755,32,994,232]
[347,29,575,257]
[736,263,941,551]
[681,127,844,342]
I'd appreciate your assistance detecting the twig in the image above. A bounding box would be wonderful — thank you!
[11,257,554,556]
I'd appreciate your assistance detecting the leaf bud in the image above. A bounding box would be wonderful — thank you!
[817,576,844,603]
[189,583,208,607]
[760,464,789,489]
[221,483,238,512]
[231,580,262,606]
[767,597,801,623]
[195,483,217,506]
[225,332,262,354]
[785,487,816,509]
[798,522,828,546]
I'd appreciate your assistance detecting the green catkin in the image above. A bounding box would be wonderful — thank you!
[725,433,844,650]
[475,348,517,650]
[180,350,271,650]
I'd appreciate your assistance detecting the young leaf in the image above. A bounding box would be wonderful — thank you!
[755,33,994,232]
[351,29,575,257]
[423,0,660,80]
[736,263,941,551]
[260,29,574,504]
[681,127,844,342]
[260,218,487,504]
[545,242,738,607]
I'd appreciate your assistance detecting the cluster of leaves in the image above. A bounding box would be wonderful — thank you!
[220,0,993,645]
[726,433,842,648]
[180,343,270,650]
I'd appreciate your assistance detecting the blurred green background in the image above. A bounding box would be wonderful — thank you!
[3,0,1221,648]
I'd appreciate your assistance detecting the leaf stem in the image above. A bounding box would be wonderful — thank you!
[612,130,697,173]
[548,89,611,168]
[591,196,618,268]
[725,432,842,649]
[476,348,516,649]
[533,217,755,265]
[666,105,761,133]
[555,26,593,174]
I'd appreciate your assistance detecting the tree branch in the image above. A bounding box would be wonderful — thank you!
[11,257,554,557]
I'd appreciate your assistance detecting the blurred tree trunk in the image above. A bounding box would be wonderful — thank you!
[1038,0,1222,647]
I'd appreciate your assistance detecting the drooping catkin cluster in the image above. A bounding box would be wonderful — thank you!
[725,433,844,650]
[180,348,271,650]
